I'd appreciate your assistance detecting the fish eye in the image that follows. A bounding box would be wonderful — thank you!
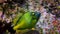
[32,12,35,16]
[32,12,34,15]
